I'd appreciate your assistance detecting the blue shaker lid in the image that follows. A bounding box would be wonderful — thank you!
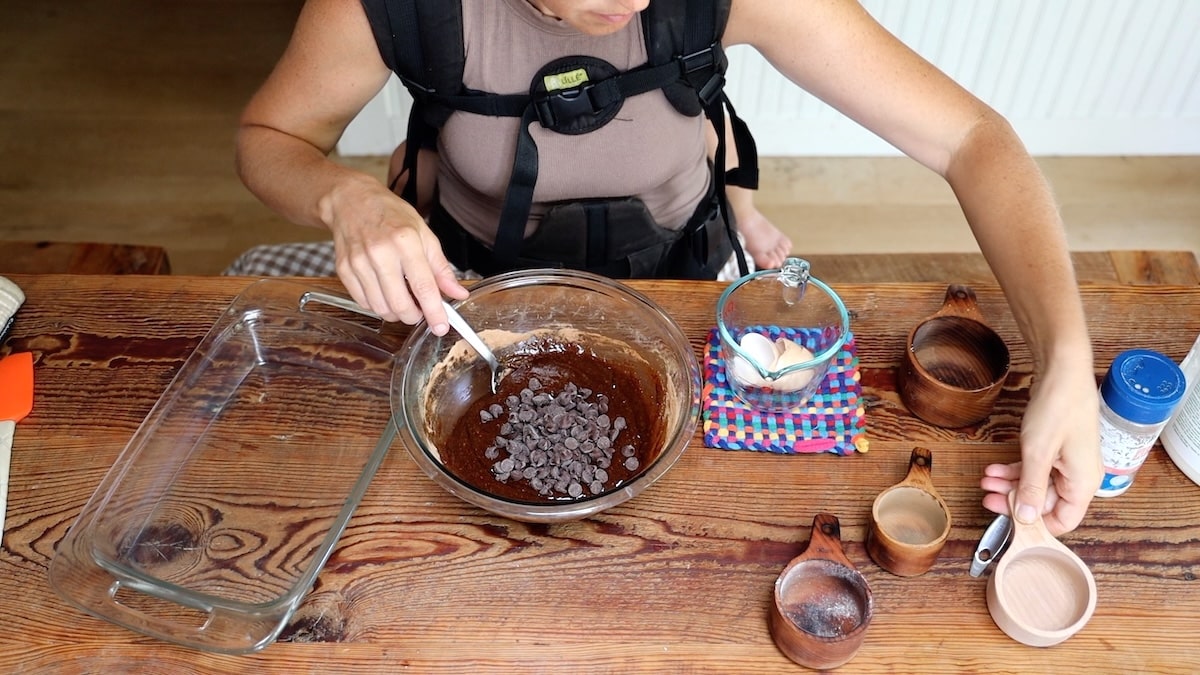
[1101,349,1186,424]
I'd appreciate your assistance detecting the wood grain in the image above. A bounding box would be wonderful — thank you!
[0,241,172,275]
[807,250,1200,286]
[3,275,1200,674]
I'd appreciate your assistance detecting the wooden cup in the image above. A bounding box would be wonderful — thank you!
[866,447,952,576]
[770,513,874,670]
[986,492,1097,647]
[898,284,1010,428]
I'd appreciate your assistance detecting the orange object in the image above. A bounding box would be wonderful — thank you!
[1,351,34,545]
[0,351,34,423]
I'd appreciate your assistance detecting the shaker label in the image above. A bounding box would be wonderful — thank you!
[1099,416,1155,473]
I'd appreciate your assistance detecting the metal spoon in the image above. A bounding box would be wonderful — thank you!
[970,513,1013,577]
[441,300,502,394]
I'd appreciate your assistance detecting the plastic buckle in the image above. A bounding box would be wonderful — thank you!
[679,45,727,106]
[397,73,436,96]
[697,73,726,106]
[534,85,599,129]
[680,46,716,75]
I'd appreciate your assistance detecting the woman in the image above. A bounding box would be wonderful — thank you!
[235,0,1101,534]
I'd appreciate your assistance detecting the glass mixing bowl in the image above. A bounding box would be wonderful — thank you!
[393,269,701,522]
[717,258,850,412]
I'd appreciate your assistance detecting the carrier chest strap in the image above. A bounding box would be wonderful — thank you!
[422,48,724,267]
[409,46,723,129]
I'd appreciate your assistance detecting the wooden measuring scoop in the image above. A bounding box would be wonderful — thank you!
[898,284,1010,427]
[986,491,1097,647]
[770,513,874,670]
[866,447,952,576]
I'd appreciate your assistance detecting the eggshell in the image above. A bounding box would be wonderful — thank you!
[740,333,778,367]
[769,340,817,392]
[730,355,768,387]
[730,333,777,387]
[774,339,815,368]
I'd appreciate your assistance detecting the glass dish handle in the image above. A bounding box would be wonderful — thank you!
[99,577,293,654]
[298,290,384,327]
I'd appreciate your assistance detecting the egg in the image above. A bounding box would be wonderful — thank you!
[740,333,778,367]
[774,338,814,367]
[730,333,776,386]
[770,339,817,391]
[729,334,818,391]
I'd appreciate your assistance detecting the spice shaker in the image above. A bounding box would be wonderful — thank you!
[1095,349,1186,498]
[1162,334,1200,486]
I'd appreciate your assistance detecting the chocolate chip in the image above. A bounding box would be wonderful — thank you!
[485,379,641,499]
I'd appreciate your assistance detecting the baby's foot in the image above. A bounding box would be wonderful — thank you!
[738,208,793,270]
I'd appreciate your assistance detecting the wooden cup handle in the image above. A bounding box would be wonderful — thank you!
[798,513,856,569]
[931,284,984,321]
[898,446,939,494]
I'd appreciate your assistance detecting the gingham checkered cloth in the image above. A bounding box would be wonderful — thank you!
[702,327,868,455]
[222,241,338,277]
[222,239,753,281]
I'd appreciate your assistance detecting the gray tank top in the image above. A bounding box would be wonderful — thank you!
[436,0,711,245]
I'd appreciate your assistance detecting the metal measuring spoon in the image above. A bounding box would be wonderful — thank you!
[970,513,1013,577]
[441,300,503,394]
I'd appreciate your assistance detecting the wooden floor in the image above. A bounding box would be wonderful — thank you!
[1,1,1198,276]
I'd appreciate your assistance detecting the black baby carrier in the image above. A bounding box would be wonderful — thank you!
[359,0,759,279]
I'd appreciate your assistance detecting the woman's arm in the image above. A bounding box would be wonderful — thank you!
[235,0,466,332]
[726,0,1100,534]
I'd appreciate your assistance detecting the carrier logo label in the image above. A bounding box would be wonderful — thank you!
[543,68,589,91]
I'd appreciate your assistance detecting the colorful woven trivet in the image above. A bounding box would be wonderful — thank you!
[702,327,868,455]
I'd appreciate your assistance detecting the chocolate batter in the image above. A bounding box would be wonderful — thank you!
[431,334,667,503]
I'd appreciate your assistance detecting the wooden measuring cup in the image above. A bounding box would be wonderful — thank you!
[770,513,874,670]
[866,447,952,576]
[898,284,1010,427]
[986,492,1097,647]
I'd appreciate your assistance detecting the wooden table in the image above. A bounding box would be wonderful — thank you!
[3,274,1199,674]
[808,250,1200,286]
[0,241,172,275]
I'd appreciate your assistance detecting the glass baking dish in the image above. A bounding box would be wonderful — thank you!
[49,280,402,654]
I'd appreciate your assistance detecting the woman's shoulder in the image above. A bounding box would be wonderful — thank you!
[724,0,866,47]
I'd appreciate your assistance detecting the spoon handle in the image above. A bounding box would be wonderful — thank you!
[441,300,501,371]
[1004,490,1061,552]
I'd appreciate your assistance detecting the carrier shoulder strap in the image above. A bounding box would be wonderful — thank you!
[642,0,728,115]
[642,0,755,190]
[360,0,463,127]
[644,0,752,275]
[360,0,463,205]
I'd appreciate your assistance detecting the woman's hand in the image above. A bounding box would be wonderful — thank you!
[321,173,469,334]
[234,0,468,333]
[980,357,1101,536]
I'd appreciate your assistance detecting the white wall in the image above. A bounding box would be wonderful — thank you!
[337,0,1200,157]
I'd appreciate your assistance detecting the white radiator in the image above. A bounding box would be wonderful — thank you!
[338,0,1200,157]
